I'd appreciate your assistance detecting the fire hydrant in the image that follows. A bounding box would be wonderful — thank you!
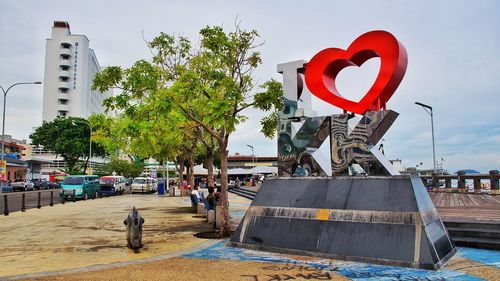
[123,206,145,249]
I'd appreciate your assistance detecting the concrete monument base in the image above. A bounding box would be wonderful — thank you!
[229,176,456,269]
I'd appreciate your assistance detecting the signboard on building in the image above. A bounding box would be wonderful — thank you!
[0,160,6,181]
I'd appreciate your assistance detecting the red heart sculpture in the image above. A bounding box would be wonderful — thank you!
[304,30,407,115]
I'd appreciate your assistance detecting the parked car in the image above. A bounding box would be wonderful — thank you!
[32,179,41,190]
[125,178,133,186]
[1,183,13,193]
[11,179,34,192]
[40,180,49,189]
[49,180,62,189]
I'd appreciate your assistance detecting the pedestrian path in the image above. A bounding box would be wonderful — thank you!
[0,194,216,278]
[2,191,500,280]
[184,241,500,280]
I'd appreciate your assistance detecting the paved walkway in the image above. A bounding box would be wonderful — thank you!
[1,191,500,280]
[0,194,216,278]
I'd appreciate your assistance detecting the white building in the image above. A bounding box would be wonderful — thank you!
[36,21,110,176]
[42,21,110,121]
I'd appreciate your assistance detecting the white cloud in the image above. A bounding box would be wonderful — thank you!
[0,0,499,173]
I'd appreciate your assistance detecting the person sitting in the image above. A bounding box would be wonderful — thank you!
[191,184,203,202]
[214,186,222,202]
[206,186,216,210]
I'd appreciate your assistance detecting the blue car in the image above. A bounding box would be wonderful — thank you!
[1,184,13,193]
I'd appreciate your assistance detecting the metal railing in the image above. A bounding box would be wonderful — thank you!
[421,170,499,195]
[2,189,85,216]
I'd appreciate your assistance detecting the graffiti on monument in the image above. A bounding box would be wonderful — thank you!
[277,30,407,177]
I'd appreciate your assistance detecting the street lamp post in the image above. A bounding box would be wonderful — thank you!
[72,120,93,175]
[246,144,254,165]
[0,82,42,193]
[166,159,169,193]
[415,102,436,173]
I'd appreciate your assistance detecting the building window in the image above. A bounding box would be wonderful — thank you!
[59,100,67,105]
[61,55,70,60]
[75,42,79,46]
[60,77,69,82]
[60,88,68,93]
[58,111,67,117]
[60,65,69,71]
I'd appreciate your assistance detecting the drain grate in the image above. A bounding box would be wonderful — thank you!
[194,231,234,239]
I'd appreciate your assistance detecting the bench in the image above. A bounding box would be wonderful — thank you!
[190,193,218,228]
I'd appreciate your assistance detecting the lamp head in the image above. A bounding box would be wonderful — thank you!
[415,102,432,110]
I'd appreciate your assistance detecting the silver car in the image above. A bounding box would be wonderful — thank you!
[11,179,35,192]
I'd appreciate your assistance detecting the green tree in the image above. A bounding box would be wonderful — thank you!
[95,157,143,178]
[93,23,283,236]
[89,61,193,187]
[163,25,283,236]
[30,117,106,174]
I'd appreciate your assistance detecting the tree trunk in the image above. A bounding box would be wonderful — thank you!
[218,143,231,237]
[64,157,78,174]
[83,156,89,174]
[207,148,214,188]
[161,160,166,184]
[187,150,195,190]
[176,157,185,196]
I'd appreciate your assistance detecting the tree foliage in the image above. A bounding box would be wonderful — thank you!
[163,24,283,236]
[92,22,283,237]
[95,157,143,178]
[30,116,106,174]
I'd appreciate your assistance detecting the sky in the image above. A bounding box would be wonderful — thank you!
[0,0,499,173]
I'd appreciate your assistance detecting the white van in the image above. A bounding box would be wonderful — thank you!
[99,175,126,195]
[131,177,155,193]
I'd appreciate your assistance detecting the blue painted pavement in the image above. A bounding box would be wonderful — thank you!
[184,240,494,280]
[459,247,500,268]
[231,210,247,218]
